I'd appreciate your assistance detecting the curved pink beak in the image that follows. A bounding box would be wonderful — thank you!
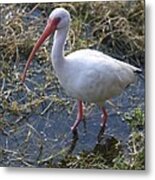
[21,17,61,82]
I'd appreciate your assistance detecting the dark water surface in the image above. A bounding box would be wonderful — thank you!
[0,57,144,167]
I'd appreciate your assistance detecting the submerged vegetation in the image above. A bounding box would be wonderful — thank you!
[0,1,144,169]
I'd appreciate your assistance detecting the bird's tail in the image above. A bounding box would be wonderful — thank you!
[134,67,142,74]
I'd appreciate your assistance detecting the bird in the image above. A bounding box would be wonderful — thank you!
[21,8,141,133]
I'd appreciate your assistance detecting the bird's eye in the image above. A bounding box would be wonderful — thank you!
[53,17,61,24]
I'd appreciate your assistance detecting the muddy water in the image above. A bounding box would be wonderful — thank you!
[0,56,144,167]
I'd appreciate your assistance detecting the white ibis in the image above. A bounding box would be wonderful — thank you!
[22,8,141,133]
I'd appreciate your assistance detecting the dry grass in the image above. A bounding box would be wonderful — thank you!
[0,1,144,65]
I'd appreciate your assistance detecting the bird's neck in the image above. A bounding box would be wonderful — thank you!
[52,26,68,69]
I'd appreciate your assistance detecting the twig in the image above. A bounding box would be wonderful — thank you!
[41,101,53,115]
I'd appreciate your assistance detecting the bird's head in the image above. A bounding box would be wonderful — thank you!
[49,8,70,29]
[21,8,70,82]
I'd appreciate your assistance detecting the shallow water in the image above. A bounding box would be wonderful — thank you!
[0,57,144,167]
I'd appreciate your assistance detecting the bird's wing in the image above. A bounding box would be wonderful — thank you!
[65,49,141,98]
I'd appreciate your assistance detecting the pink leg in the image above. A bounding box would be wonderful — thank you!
[100,107,108,127]
[71,100,83,132]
